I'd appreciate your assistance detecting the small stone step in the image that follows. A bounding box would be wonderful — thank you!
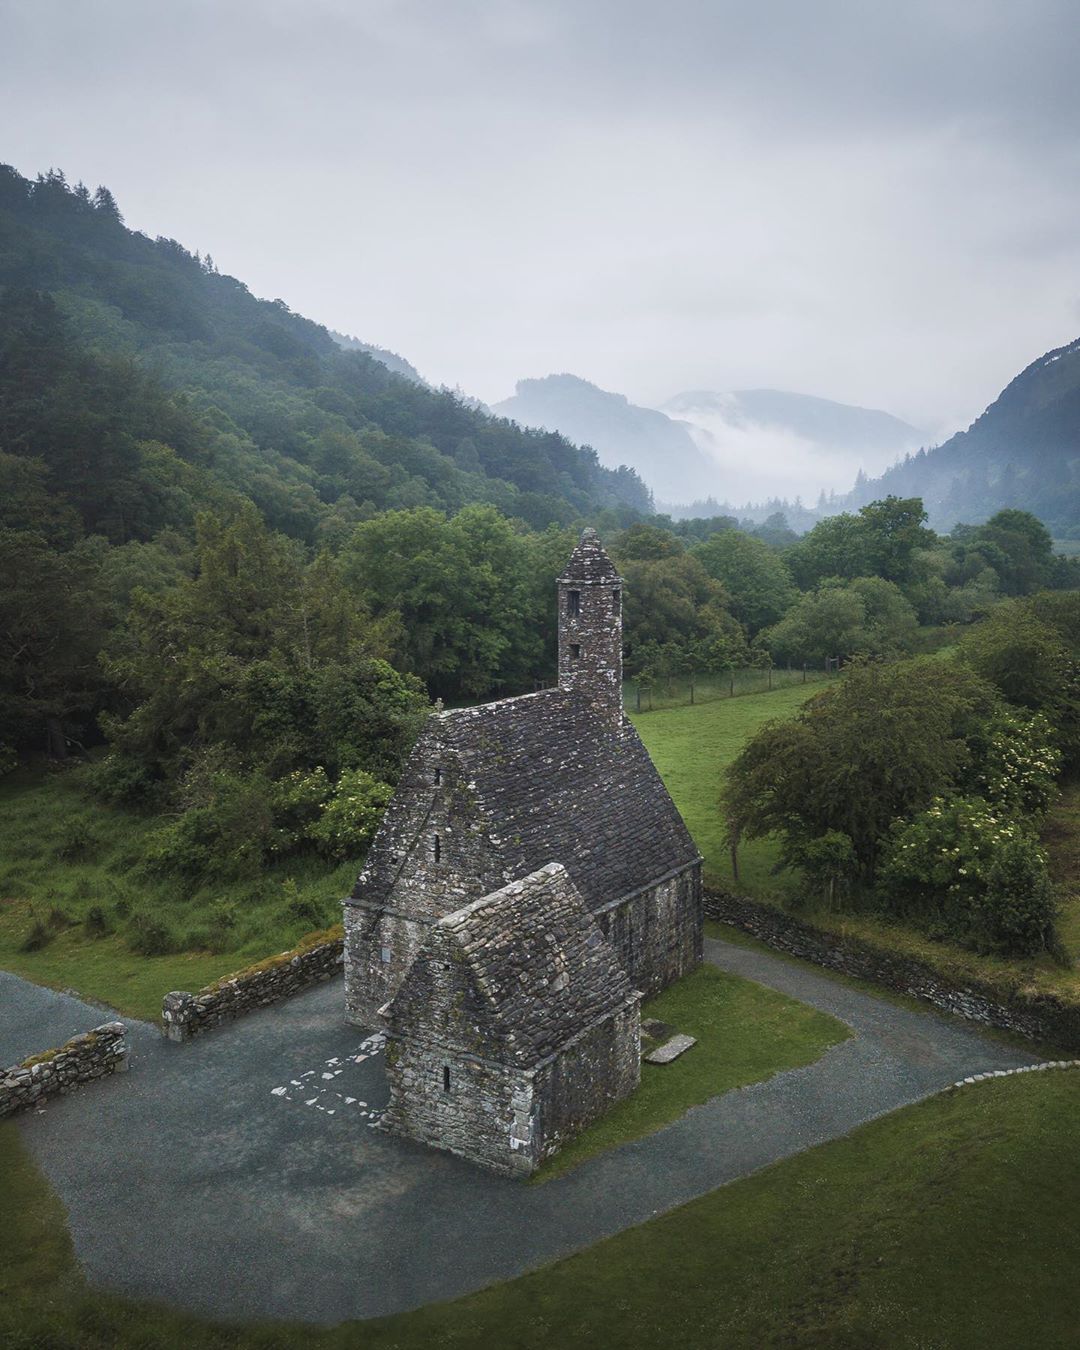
[645,1033,697,1065]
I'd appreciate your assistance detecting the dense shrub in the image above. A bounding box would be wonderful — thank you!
[127,911,178,956]
[878,797,1058,956]
[963,707,1061,817]
[307,769,392,861]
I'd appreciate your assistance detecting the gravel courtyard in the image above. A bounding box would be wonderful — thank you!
[9,938,1038,1324]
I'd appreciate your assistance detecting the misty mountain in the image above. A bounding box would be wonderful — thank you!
[662,389,924,508]
[854,337,1080,534]
[330,331,427,385]
[493,374,717,503]
[495,374,925,511]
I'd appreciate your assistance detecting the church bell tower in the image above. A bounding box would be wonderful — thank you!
[557,528,624,726]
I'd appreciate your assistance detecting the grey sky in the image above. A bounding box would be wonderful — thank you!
[3,0,1079,438]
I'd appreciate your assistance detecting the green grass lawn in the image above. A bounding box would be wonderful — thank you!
[0,766,355,1020]
[5,1071,1080,1348]
[631,681,821,896]
[535,963,849,1180]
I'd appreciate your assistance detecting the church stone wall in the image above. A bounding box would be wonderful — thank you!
[382,1040,538,1177]
[383,1001,640,1178]
[597,863,703,998]
[343,906,431,1028]
[534,1002,640,1161]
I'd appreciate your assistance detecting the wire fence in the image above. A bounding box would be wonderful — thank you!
[624,662,840,713]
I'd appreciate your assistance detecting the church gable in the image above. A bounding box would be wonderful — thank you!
[384,863,636,1068]
[351,723,505,923]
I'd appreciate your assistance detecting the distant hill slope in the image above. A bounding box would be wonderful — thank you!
[493,374,720,503]
[855,338,1080,533]
[329,331,427,385]
[0,166,650,535]
[662,389,924,508]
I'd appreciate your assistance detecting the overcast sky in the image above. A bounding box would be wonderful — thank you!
[3,0,1079,439]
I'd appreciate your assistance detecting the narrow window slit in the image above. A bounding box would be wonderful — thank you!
[443,1065,451,1092]
[567,589,581,616]
[570,643,581,660]
[434,834,441,862]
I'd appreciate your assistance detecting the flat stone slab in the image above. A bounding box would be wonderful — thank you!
[645,1033,697,1064]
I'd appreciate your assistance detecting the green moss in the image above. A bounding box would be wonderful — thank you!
[19,1047,60,1069]
[203,924,343,993]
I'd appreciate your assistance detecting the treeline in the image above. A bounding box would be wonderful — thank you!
[620,496,1078,687]
[726,593,1080,960]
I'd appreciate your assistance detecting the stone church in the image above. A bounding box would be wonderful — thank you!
[343,528,703,1175]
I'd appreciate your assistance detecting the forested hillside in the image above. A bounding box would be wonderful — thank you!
[860,337,1080,533]
[0,164,650,542]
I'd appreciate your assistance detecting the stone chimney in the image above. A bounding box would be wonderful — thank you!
[557,528,624,726]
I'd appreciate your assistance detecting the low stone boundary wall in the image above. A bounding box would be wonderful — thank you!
[949,1059,1080,1090]
[705,888,1080,1051]
[162,927,344,1042]
[0,1022,129,1118]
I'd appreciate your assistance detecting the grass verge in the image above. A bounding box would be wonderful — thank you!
[534,963,849,1180]
[5,1071,1080,1348]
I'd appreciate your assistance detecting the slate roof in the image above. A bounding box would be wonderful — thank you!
[383,864,637,1065]
[558,526,623,584]
[350,687,700,913]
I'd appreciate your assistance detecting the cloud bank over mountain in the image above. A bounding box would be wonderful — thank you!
[496,374,924,508]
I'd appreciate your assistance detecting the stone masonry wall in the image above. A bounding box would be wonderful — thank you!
[535,1002,640,1161]
[344,906,432,1028]
[705,887,1080,1050]
[557,575,623,726]
[162,929,343,1042]
[597,864,703,998]
[382,1038,537,1176]
[0,1022,128,1118]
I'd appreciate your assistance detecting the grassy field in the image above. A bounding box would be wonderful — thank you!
[0,767,355,1020]
[535,962,848,1180]
[5,1070,1080,1348]
[631,680,821,896]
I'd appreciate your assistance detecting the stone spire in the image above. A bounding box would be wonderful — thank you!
[557,528,624,725]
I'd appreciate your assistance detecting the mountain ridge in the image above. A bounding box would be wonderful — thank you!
[853,334,1080,532]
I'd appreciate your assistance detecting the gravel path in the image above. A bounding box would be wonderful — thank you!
[10,938,1038,1325]
[0,969,136,1067]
